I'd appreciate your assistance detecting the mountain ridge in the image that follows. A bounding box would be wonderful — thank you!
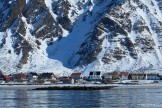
[0,0,162,75]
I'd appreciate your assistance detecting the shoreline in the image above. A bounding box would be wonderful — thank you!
[113,83,162,89]
[1,83,162,90]
[0,84,116,90]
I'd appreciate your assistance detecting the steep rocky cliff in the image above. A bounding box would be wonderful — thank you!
[0,0,162,75]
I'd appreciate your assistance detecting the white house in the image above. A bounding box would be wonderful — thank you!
[89,71,102,81]
[146,74,160,80]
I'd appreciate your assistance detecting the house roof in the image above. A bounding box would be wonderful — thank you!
[29,72,38,76]
[71,72,82,76]
[103,73,112,76]
[120,72,129,76]
[130,74,146,76]
[147,74,159,76]
[39,73,55,79]
[89,71,101,75]
[109,72,119,75]
[18,73,27,78]
[3,75,10,80]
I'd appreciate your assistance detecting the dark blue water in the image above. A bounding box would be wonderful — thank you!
[0,88,162,108]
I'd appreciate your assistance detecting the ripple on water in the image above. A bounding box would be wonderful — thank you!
[0,88,162,108]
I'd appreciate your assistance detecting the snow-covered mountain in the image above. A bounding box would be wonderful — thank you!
[0,0,162,75]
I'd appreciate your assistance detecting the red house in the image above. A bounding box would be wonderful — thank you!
[17,73,27,79]
[3,75,10,81]
[71,72,83,80]
[120,72,129,80]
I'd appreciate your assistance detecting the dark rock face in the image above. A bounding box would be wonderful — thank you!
[75,0,161,67]
[52,0,73,31]
[23,0,63,39]
[0,0,162,72]
[124,37,138,59]
[77,30,103,66]
[0,0,26,31]
[17,40,32,68]
[0,0,67,68]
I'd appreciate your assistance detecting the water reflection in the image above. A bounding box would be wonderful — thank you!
[27,90,48,108]
[0,90,16,108]
[1,88,162,108]
[14,90,28,108]
[46,90,102,108]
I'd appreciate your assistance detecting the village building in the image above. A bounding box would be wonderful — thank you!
[158,74,162,80]
[146,74,160,80]
[120,72,129,80]
[12,74,19,80]
[0,75,4,81]
[128,74,146,80]
[10,73,27,82]
[27,72,38,80]
[111,72,120,80]
[102,72,120,83]
[38,73,56,80]
[2,75,10,81]
[71,72,83,81]
[89,71,102,81]
[102,73,112,83]
[8,74,14,81]
[59,76,74,84]
[17,73,27,79]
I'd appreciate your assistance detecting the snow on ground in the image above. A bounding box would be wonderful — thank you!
[81,0,162,75]
[1,0,162,76]
[1,82,162,90]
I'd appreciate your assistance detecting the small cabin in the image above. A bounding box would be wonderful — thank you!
[3,75,10,81]
[27,72,38,80]
[158,74,162,80]
[129,74,146,80]
[102,73,112,83]
[89,71,102,81]
[102,72,120,83]
[110,72,120,80]
[17,73,27,79]
[120,72,129,80]
[146,74,160,80]
[38,73,56,80]
[0,75,4,81]
[71,72,83,80]
[60,76,74,84]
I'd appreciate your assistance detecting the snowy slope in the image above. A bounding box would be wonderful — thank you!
[0,0,162,75]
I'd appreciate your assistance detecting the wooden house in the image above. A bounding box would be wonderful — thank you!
[3,75,10,81]
[158,74,162,80]
[146,74,160,80]
[12,74,19,80]
[71,72,83,80]
[120,72,129,80]
[102,72,120,83]
[102,73,112,83]
[27,72,38,80]
[59,76,74,84]
[111,72,120,80]
[0,74,4,81]
[38,73,56,80]
[129,74,146,80]
[17,73,27,79]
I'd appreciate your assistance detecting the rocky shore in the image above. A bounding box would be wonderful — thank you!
[0,84,116,90]
[33,85,115,90]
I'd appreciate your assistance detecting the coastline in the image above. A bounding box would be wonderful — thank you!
[0,84,115,90]
[1,83,162,90]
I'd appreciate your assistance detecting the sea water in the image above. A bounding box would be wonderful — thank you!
[0,88,162,108]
